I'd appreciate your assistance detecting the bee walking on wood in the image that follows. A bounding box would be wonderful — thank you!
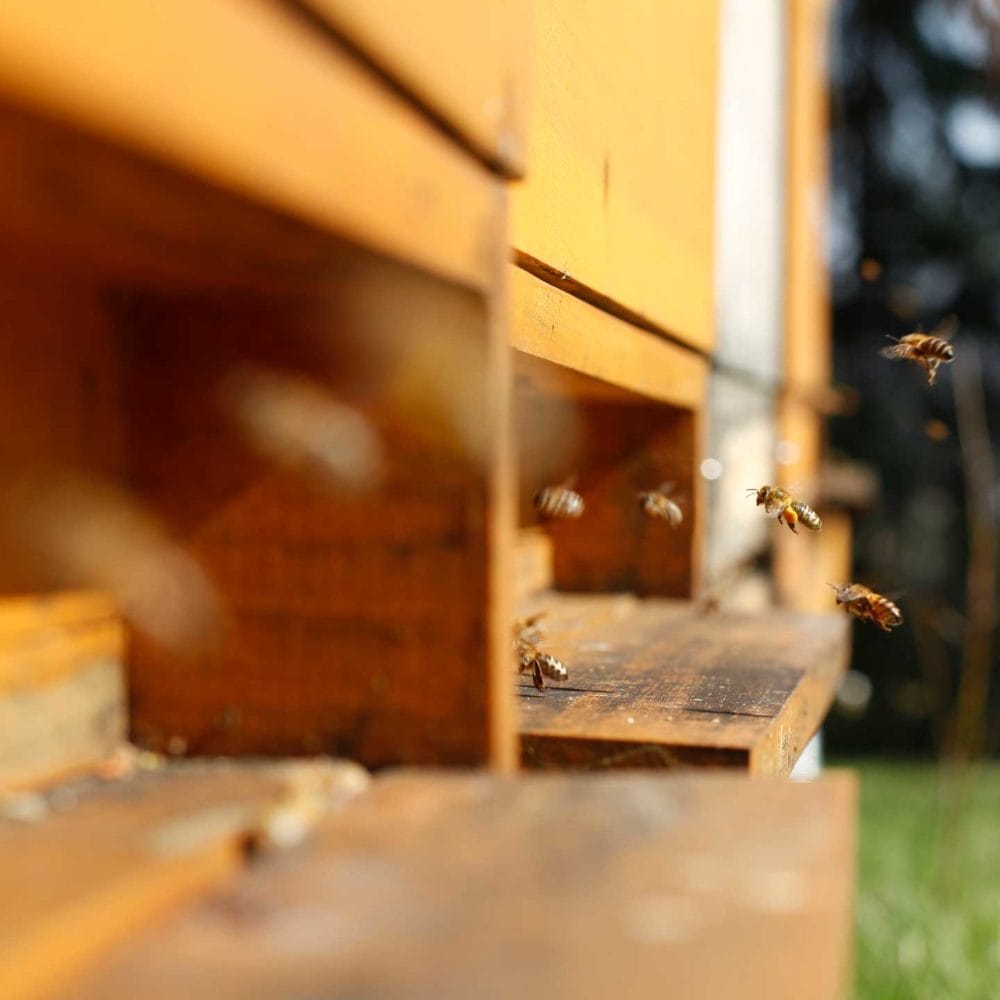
[533,480,584,520]
[746,485,822,535]
[637,483,683,527]
[880,317,956,386]
[829,582,903,632]
[513,612,568,693]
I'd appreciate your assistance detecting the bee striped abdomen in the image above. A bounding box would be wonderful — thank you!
[534,487,584,519]
[869,595,903,631]
[922,337,954,361]
[790,500,822,531]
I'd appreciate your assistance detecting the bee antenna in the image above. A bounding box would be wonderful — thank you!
[826,581,840,591]
[884,334,899,343]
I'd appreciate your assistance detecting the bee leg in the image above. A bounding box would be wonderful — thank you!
[532,660,545,692]
[926,360,940,386]
[781,508,799,534]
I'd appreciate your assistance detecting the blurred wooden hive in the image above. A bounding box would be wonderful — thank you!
[0,2,854,998]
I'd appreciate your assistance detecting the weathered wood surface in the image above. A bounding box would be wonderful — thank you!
[0,591,125,790]
[67,770,856,1000]
[0,0,500,291]
[0,759,368,1000]
[510,267,708,409]
[292,0,528,175]
[516,594,849,774]
[512,0,720,351]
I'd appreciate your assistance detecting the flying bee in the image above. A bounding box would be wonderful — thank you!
[746,485,822,534]
[829,582,902,632]
[518,650,568,692]
[880,317,956,386]
[533,480,584,520]
[637,483,683,527]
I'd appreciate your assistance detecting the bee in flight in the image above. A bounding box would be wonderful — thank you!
[746,485,822,534]
[513,612,568,693]
[637,483,683,527]
[829,582,902,632]
[880,317,956,386]
[533,480,584,520]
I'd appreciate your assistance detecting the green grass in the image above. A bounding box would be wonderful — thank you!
[853,761,1000,999]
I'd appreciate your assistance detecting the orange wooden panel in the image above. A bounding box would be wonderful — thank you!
[296,0,529,175]
[512,0,720,351]
[780,0,832,492]
[0,0,498,291]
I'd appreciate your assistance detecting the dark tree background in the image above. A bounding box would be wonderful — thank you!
[825,0,1000,755]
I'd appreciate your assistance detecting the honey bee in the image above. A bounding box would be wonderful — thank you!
[637,483,683,526]
[519,651,568,692]
[533,481,584,519]
[512,612,567,692]
[829,582,903,632]
[746,485,822,534]
[879,317,956,386]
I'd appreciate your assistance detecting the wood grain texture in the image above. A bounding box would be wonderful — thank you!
[0,0,499,291]
[0,759,368,1000]
[518,400,701,597]
[67,770,856,1000]
[511,0,720,351]
[0,591,124,790]
[514,528,554,602]
[515,594,849,774]
[510,266,708,409]
[292,0,529,175]
[117,251,514,769]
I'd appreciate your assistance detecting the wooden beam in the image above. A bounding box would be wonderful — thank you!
[66,770,857,1000]
[515,594,849,774]
[0,591,125,790]
[0,0,499,291]
[291,0,529,175]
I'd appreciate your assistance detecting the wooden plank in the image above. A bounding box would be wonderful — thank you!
[511,266,708,409]
[779,0,832,493]
[514,528,554,602]
[0,759,369,1000]
[776,0,833,609]
[0,0,499,291]
[518,400,702,597]
[515,594,849,774]
[511,0,720,351]
[293,0,529,175]
[118,249,514,769]
[67,770,857,1000]
[0,592,125,791]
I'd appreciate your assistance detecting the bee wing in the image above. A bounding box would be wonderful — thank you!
[880,343,912,360]
[655,481,676,495]
[932,315,958,341]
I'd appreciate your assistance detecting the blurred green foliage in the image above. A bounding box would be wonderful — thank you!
[854,761,1000,998]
